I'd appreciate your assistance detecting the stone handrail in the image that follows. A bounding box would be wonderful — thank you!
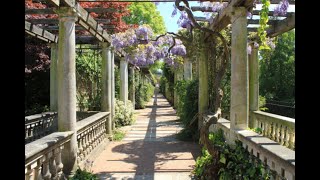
[208,117,295,180]
[25,131,73,180]
[25,112,58,144]
[251,111,295,150]
[76,112,110,165]
[25,111,100,144]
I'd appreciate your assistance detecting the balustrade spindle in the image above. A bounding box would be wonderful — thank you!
[284,127,290,147]
[268,122,272,138]
[280,126,285,145]
[271,123,276,141]
[34,158,43,180]
[25,165,33,180]
[264,122,269,136]
[275,124,280,142]
[55,146,64,179]
[49,149,58,179]
[42,153,52,180]
[289,131,295,150]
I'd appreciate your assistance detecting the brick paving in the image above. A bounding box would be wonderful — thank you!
[91,91,201,180]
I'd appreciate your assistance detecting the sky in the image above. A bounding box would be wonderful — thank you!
[156,2,206,33]
[156,3,295,33]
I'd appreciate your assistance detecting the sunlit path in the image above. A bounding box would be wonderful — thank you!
[91,90,201,179]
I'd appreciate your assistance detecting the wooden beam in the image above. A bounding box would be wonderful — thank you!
[75,0,295,3]
[76,36,99,44]
[267,13,295,37]
[42,25,115,30]
[25,8,116,14]
[27,19,59,24]
[25,21,58,43]
[195,16,277,25]
[248,19,276,25]
[26,18,111,24]
[73,3,111,43]
[191,6,294,17]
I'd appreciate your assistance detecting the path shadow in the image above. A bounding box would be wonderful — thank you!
[95,89,201,179]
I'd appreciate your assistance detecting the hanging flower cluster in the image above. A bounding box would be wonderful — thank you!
[112,25,187,67]
[273,0,289,16]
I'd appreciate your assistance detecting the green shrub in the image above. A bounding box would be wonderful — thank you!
[113,129,126,141]
[114,100,134,127]
[69,168,98,180]
[135,82,154,109]
[176,80,199,141]
[194,129,272,179]
[259,95,268,111]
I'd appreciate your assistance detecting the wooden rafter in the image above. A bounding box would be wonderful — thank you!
[42,25,115,31]
[25,21,58,43]
[25,8,116,14]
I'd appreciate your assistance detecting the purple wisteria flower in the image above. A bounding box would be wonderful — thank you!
[171,5,177,18]
[274,0,289,16]
[247,44,252,55]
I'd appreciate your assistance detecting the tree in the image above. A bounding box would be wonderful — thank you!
[123,2,166,35]
[259,29,295,102]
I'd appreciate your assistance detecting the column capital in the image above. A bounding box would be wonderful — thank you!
[100,42,112,49]
[230,7,247,22]
[55,7,78,21]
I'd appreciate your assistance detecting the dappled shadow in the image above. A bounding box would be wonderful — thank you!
[94,89,200,179]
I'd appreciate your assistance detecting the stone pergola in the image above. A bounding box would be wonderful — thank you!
[25,0,136,176]
[25,0,295,179]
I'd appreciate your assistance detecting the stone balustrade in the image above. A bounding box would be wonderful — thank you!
[25,131,73,180]
[25,111,100,144]
[76,112,110,167]
[208,117,295,180]
[251,111,295,150]
[25,112,58,144]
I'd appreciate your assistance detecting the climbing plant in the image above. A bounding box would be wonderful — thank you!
[194,129,272,179]
[76,47,102,111]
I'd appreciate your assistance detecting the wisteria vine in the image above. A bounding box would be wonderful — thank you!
[112,24,187,67]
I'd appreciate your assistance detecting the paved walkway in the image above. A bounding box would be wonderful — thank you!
[91,90,201,180]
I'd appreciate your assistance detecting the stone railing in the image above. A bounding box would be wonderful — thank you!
[251,111,295,150]
[25,131,73,180]
[76,112,110,168]
[25,111,100,144]
[207,117,295,180]
[25,112,58,144]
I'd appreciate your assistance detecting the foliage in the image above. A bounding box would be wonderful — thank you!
[115,65,120,99]
[76,48,102,111]
[135,76,155,109]
[259,30,295,102]
[194,129,272,179]
[79,2,133,33]
[114,100,134,127]
[123,1,166,34]
[69,168,98,180]
[25,35,51,115]
[257,0,271,50]
[176,80,199,140]
[112,129,126,141]
[259,95,268,111]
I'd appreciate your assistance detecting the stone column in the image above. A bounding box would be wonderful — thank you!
[50,43,58,111]
[101,43,112,134]
[56,7,77,177]
[198,33,209,129]
[110,48,115,130]
[120,59,128,105]
[230,7,249,132]
[129,66,135,109]
[184,58,192,80]
[249,44,259,128]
